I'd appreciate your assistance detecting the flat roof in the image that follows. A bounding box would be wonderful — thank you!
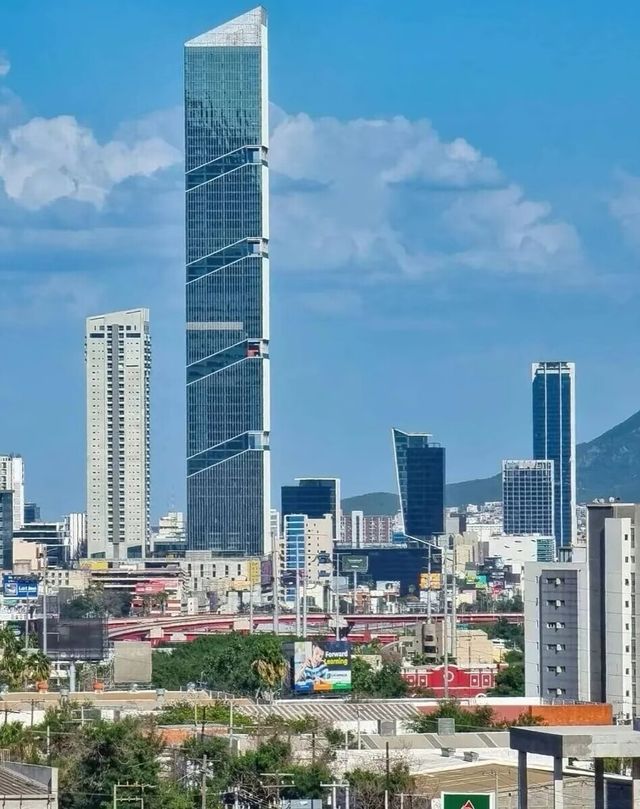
[510,726,640,759]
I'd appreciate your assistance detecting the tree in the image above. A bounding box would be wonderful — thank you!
[25,651,51,684]
[490,649,524,696]
[352,657,408,698]
[348,762,414,809]
[410,700,497,733]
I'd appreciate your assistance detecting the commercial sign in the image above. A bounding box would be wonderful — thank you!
[339,554,368,574]
[293,640,351,694]
[441,794,494,809]
[419,572,442,590]
[2,575,39,599]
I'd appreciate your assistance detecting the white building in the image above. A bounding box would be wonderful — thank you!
[0,455,24,530]
[86,309,150,560]
[282,513,333,607]
[64,512,87,559]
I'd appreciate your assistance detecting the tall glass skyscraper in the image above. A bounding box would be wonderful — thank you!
[185,8,270,555]
[532,361,576,550]
[392,429,445,541]
[502,459,554,536]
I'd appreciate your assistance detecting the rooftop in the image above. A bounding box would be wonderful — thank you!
[185,7,266,48]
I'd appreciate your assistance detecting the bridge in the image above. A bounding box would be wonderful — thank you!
[107,611,522,643]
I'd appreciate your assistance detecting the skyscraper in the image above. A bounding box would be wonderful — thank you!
[281,478,341,542]
[0,455,24,531]
[392,429,445,541]
[532,361,576,549]
[86,309,150,559]
[502,459,554,536]
[185,8,270,555]
[0,491,13,568]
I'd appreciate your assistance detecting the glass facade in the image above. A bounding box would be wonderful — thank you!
[0,491,13,569]
[502,460,555,536]
[281,478,340,541]
[185,9,270,555]
[283,514,305,604]
[532,361,576,550]
[392,429,445,541]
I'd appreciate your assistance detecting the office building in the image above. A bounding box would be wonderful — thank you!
[14,522,69,567]
[24,502,40,524]
[532,362,576,549]
[502,459,554,538]
[86,309,150,559]
[392,429,445,541]
[587,501,640,721]
[281,478,341,541]
[0,491,13,568]
[185,8,270,556]
[523,561,590,702]
[282,513,332,607]
[0,455,24,530]
[350,510,364,548]
[150,512,187,557]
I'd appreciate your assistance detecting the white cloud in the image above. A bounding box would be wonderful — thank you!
[0,53,9,78]
[609,171,640,249]
[269,108,582,278]
[0,114,181,210]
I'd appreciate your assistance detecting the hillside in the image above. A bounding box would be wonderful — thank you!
[342,408,640,514]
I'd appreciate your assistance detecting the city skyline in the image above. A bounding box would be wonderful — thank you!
[1,1,640,518]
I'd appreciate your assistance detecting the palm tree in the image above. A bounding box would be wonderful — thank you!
[25,651,50,686]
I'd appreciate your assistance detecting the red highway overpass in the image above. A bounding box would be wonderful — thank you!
[107,612,522,643]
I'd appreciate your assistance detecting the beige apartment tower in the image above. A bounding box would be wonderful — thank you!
[86,309,150,559]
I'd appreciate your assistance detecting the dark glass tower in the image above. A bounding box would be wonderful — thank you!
[185,8,270,555]
[532,362,576,550]
[392,429,445,541]
[281,478,341,541]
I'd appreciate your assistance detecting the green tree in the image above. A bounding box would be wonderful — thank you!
[490,648,524,696]
[351,657,407,698]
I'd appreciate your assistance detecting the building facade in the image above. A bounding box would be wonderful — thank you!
[86,309,150,559]
[523,561,590,702]
[282,513,332,606]
[340,513,394,546]
[0,491,13,569]
[64,512,87,559]
[502,459,554,537]
[185,8,270,556]
[281,478,341,541]
[587,501,640,721]
[532,362,576,550]
[24,502,40,524]
[0,455,24,531]
[392,429,445,541]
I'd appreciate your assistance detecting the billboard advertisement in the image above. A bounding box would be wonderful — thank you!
[293,640,351,694]
[2,575,38,599]
[339,554,369,574]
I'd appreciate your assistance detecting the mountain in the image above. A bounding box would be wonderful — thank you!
[342,408,640,514]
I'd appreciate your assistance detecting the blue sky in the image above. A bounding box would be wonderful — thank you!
[1,0,640,520]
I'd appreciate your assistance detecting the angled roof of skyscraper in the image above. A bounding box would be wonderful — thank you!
[185,7,266,48]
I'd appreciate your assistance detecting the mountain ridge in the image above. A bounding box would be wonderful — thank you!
[342,408,640,515]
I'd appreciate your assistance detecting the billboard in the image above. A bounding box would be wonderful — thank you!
[37,618,107,661]
[339,554,369,574]
[293,640,351,694]
[441,793,494,809]
[419,572,442,590]
[2,575,38,599]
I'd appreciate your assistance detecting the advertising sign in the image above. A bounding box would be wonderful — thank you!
[419,572,442,590]
[293,640,351,694]
[441,794,494,809]
[339,554,369,574]
[2,575,38,599]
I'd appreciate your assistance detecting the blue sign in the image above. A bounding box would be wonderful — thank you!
[2,575,38,599]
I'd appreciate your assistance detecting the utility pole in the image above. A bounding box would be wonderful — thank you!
[451,534,458,663]
[295,566,301,637]
[384,741,390,809]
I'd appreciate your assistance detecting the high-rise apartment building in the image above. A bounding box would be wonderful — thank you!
[185,8,270,556]
[341,513,394,546]
[86,309,150,559]
[523,561,590,702]
[392,429,445,541]
[502,460,554,537]
[281,478,341,541]
[64,512,87,559]
[532,362,576,550]
[0,455,24,531]
[587,501,640,721]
